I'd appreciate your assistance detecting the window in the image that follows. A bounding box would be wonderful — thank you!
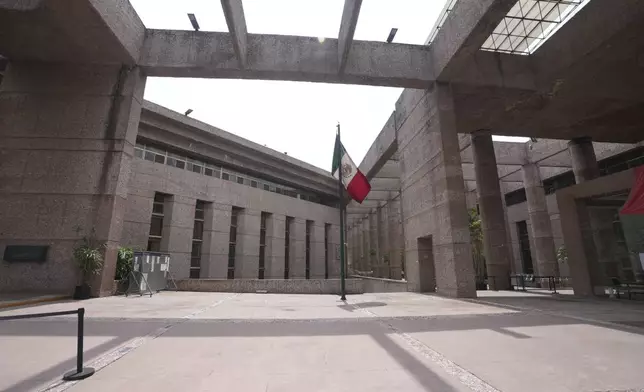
[284,217,293,279]
[305,220,312,279]
[324,224,330,279]
[147,193,165,252]
[505,189,527,207]
[228,207,241,279]
[190,200,205,279]
[133,141,333,207]
[259,212,269,279]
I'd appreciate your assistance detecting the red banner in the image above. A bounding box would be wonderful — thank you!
[620,166,644,215]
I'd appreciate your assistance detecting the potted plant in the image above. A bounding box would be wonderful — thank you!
[72,236,104,300]
[114,246,134,294]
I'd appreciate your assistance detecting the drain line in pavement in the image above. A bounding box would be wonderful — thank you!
[348,302,501,392]
[40,294,239,392]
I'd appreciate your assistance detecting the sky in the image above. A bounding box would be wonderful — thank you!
[130,0,526,172]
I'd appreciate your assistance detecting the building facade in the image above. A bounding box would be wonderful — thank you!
[0,101,342,293]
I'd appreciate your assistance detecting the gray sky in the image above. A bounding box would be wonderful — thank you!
[131,0,526,172]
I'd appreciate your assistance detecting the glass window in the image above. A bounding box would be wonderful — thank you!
[154,154,165,164]
[175,160,185,170]
[264,184,270,191]
[204,167,213,176]
[189,267,200,279]
[237,177,244,184]
[192,164,202,174]
[144,151,155,161]
[150,216,163,237]
[222,172,230,181]
[191,242,202,257]
[147,239,161,252]
[193,221,204,240]
[135,148,143,158]
[251,181,258,188]
[152,202,164,215]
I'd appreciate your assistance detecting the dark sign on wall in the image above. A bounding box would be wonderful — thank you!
[3,245,49,263]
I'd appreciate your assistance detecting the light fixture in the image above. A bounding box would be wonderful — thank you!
[386,28,398,43]
[188,13,200,31]
[184,109,193,116]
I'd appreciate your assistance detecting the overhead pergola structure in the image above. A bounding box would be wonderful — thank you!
[348,136,637,226]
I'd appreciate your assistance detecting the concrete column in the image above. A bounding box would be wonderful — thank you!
[387,196,403,280]
[267,214,285,279]
[161,196,196,279]
[568,137,615,289]
[378,203,390,278]
[352,223,360,273]
[471,132,512,290]
[362,217,371,273]
[368,209,379,275]
[121,189,155,250]
[201,203,231,279]
[289,218,306,278]
[568,137,600,183]
[0,63,146,295]
[397,84,475,297]
[234,209,260,279]
[328,224,341,278]
[310,222,326,279]
[499,182,516,275]
[522,163,559,278]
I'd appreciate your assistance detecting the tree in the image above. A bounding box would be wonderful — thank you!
[468,208,487,281]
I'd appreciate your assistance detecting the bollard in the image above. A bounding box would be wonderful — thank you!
[63,308,95,381]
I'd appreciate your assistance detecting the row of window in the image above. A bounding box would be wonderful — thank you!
[146,194,333,279]
[135,142,322,204]
[505,149,644,207]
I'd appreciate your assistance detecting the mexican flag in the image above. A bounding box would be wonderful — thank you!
[332,133,371,203]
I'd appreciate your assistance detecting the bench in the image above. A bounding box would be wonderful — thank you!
[611,277,644,300]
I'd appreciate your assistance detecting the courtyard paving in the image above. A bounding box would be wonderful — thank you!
[1,291,644,392]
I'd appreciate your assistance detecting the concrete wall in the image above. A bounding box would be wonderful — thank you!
[396,85,475,297]
[123,159,340,280]
[506,194,568,277]
[0,62,145,295]
[358,276,409,293]
[174,278,363,294]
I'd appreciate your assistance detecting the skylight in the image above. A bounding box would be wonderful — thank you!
[481,0,592,55]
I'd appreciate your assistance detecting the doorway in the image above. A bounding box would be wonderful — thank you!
[417,236,436,292]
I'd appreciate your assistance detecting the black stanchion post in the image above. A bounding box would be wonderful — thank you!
[63,308,95,381]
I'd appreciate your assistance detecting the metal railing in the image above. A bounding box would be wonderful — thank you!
[0,308,95,381]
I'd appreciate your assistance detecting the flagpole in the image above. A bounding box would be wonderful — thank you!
[337,123,347,301]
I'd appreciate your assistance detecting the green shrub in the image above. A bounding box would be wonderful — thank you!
[73,237,104,285]
[115,247,134,281]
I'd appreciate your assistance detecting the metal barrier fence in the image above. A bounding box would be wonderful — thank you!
[0,308,95,381]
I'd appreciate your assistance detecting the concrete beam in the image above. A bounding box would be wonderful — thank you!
[338,0,362,73]
[370,178,400,192]
[374,160,400,179]
[0,0,145,64]
[140,30,434,88]
[359,112,397,178]
[431,0,515,80]
[221,0,248,68]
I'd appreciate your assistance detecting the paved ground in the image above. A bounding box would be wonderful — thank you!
[2,291,644,392]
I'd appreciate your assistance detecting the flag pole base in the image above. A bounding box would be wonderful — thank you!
[63,367,95,381]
